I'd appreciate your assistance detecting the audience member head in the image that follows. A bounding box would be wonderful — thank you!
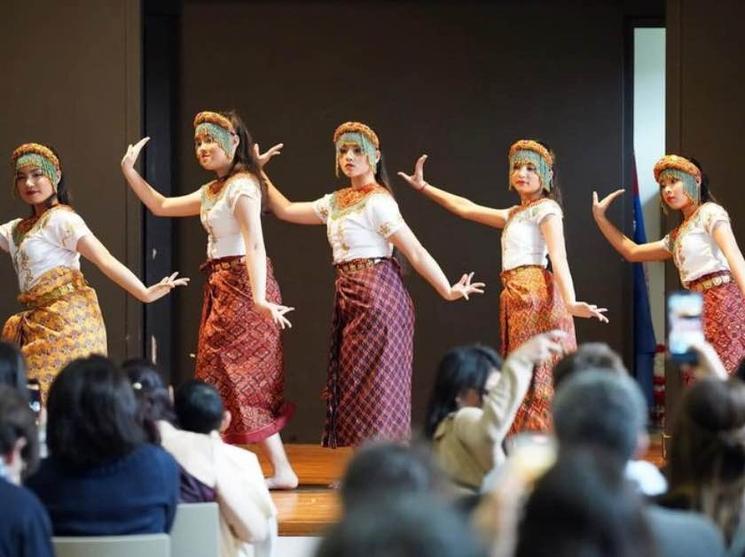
[0,385,39,484]
[666,377,745,542]
[340,441,441,512]
[552,371,648,463]
[174,380,224,434]
[122,359,176,444]
[0,341,27,396]
[515,448,655,557]
[46,355,145,469]
[552,342,627,389]
[316,494,486,557]
[424,345,503,439]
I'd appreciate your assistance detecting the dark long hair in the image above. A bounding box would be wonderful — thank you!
[46,355,146,469]
[516,448,657,557]
[220,110,268,211]
[664,377,745,543]
[686,156,716,204]
[536,140,563,207]
[0,341,26,396]
[0,385,39,478]
[423,345,503,439]
[122,359,176,444]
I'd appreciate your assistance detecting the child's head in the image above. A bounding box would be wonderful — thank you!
[174,380,225,434]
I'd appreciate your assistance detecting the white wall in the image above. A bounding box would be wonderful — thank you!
[633,28,666,343]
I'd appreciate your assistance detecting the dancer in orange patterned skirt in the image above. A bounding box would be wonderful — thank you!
[594,155,745,375]
[264,122,484,447]
[399,141,608,432]
[121,111,298,489]
[1,143,187,400]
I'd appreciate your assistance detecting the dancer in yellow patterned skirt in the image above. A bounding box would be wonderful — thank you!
[1,143,188,400]
[399,141,608,433]
[593,154,745,376]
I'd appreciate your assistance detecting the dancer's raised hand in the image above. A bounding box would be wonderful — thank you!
[252,142,284,169]
[567,301,609,323]
[592,189,625,220]
[397,154,429,191]
[255,300,295,330]
[121,137,150,171]
[448,272,486,301]
[143,272,190,303]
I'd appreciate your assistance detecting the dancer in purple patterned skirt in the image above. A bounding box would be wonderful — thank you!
[265,121,484,447]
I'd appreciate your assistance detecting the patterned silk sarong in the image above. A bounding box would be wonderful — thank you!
[1,266,107,401]
[322,258,415,448]
[196,256,293,444]
[695,272,745,375]
[500,265,577,433]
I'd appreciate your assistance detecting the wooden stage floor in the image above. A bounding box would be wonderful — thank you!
[244,435,664,536]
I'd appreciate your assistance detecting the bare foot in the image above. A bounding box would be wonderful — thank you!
[266,469,299,490]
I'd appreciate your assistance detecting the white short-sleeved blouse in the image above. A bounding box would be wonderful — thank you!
[662,202,731,286]
[200,174,261,260]
[0,205,92,292]
[501,199,562,271]
[313,185,404,264]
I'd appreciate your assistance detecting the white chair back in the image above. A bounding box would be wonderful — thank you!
[170,502,220,557]
[53,534,170,557]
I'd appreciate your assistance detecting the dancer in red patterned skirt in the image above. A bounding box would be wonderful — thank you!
[121,110,298,489]
[265,121,484,447]
[594,154,745,375]
[399,141,608,433]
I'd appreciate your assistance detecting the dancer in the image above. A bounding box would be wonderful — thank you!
[121,110,298,488]
[593,154,745,374]
[264,121,484,448]
[399,141,607,432]
[1,143,187,400]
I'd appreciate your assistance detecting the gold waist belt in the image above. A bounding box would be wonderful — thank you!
[335,257,388,274]
[687,272,732,292]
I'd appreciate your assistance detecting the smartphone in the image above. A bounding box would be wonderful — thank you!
[27,379,41,417]
[667,291,704,363]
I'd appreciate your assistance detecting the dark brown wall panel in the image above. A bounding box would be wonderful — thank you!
[0,0,142,362]
[175,0,645,441]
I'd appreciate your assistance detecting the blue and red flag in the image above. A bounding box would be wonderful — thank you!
[632,155,657,409]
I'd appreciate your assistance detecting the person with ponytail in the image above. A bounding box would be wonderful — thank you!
[121,111,297,489]
[0,143,187,400]
[264,121,484,448]
[660,377,745,550]
[399,141,607,433]
[593,155,745,374]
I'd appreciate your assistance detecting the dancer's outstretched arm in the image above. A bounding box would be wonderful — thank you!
[541,215,608,322]
[262,171,323,225]
[121,137,201,217]
[234,193,294,329]
[77,234,189,303]
[389,224,485,301]
[592,189,670,262]
[712,221,745,296]
[398,155,509,229]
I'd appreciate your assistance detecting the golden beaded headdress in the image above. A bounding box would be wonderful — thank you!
[653,154,701,204]
[12,143,61,196]
[333,122,380,178]
[508,139,554,192]
[193,111,236,159]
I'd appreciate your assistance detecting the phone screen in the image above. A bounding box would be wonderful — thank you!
[667,291,704,363]
[27,379,41,417]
